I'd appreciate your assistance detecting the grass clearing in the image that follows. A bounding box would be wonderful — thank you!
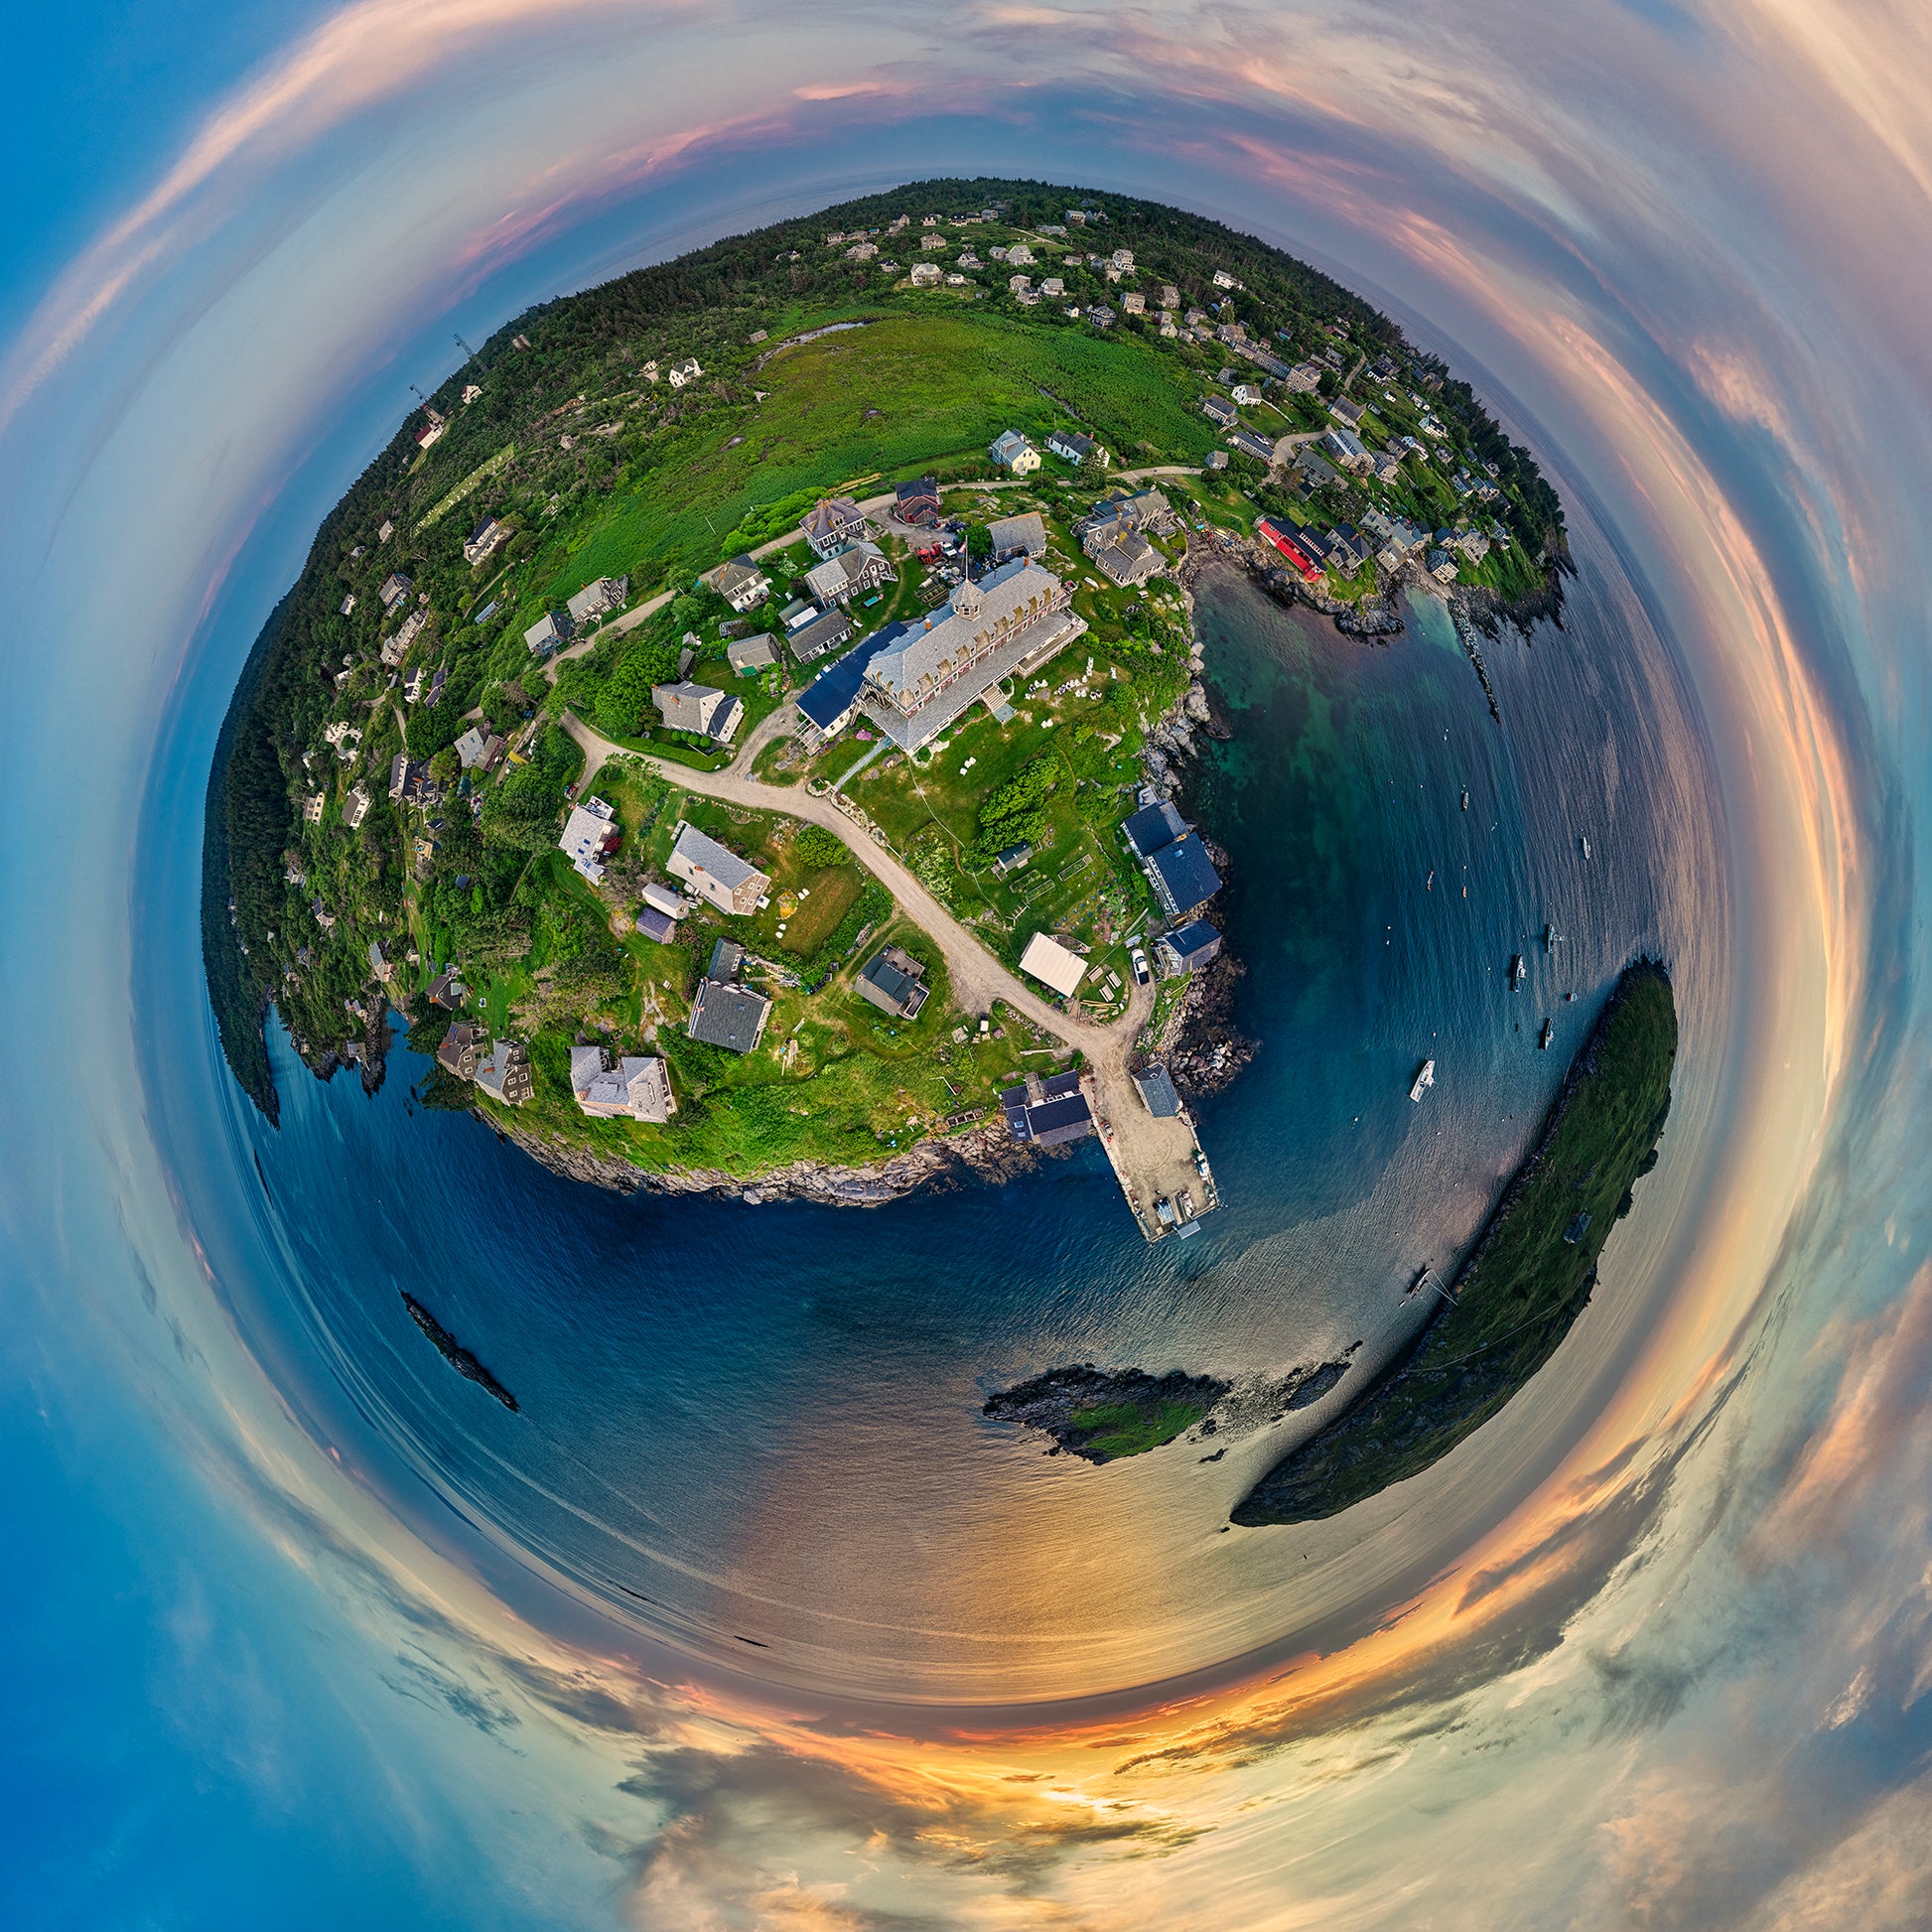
[525,312,1217,594]
[1069,1399,1208,1458]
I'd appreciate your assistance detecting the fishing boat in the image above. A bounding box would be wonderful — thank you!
[1509,953,1527,989]
[1544,921,1563,952]
[1538,1018,1554,1049]
[1409,1058,1436,1102]
[1460,788,1470,811]
[1580,835,1591,859]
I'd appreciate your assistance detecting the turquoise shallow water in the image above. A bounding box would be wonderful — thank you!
[203,533,1724,1703]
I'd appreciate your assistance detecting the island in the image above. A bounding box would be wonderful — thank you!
[984,1358,1351,1462]
[985,1366,1232,1462]
[401,1293,519,1411]
[203,176,1567,1230]
[1231,960,1676,1523]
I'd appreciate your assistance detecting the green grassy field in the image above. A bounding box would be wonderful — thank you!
[516,311,1218,613]
[1069,1399,1210,1458]
[1232,962,1678,1526]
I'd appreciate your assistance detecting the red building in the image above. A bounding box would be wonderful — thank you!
[1256,516,1321,582]
[895,476,941,526]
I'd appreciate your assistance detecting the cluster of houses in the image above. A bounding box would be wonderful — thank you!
[496,789,943,1126]
[521,575,629,656]
[1257,516,1368,583]
[1186,325,1516,588]
[987,424,1112,478]
[1258,508,1499,589]
[681,498,897,720]
[435,1025,535,1107]
[819,207,1183,323]
[1077,486,1176,587]
[628,356,702,389]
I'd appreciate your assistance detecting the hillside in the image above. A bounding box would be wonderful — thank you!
[204,176,1567,1169]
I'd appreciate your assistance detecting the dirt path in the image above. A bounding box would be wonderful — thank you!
[563,707,1134,1044]
[726,698,799,776]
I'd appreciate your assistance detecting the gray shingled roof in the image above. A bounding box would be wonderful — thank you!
[687,980,769,1053]
[1134,1064,1181,1118]
[671,823,759,895]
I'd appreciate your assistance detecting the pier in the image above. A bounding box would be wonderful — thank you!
[1083,1071,1220,1243]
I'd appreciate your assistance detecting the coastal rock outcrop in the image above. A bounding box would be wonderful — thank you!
[493,1114,1042,1207]
[984,1355,1358,1464]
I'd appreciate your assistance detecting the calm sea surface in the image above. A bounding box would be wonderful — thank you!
[220,541,1723,1704]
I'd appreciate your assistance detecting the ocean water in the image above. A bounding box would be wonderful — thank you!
[211,532,1726,1707]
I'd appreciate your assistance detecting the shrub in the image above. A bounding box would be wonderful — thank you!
[793,824,848,868]
[971,755,1057,863]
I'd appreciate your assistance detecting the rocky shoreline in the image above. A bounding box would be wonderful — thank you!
[491,1110,1046,1206]
[1156,951,1258,1098]
[1177,522,1564,652]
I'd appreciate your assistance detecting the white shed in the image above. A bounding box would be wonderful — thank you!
[1019,932,1087,998]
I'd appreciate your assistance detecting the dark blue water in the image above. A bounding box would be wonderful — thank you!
[230,541,1722,1703]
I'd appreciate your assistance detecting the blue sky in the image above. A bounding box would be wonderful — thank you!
[0,3,316,334]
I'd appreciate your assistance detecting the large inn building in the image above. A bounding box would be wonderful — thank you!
[858,559,1085,751]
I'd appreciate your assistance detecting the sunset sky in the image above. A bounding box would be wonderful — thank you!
[3,3,1931,1926]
